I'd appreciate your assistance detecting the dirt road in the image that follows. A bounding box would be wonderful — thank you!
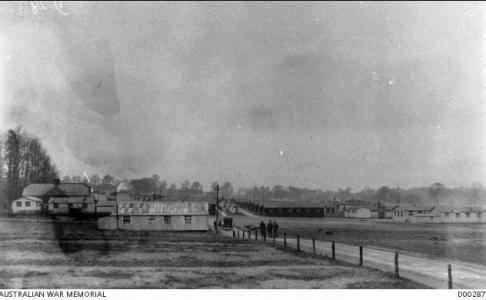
[226,226,486,289]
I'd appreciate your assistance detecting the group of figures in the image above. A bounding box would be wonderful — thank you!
[259,220,279,239]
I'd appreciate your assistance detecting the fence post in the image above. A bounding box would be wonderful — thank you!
[448,264,453,289]
[297,235,300,252]
[284,233,287,247]
[233,230,235,238]
[332,241,336,260]
[255,230,258,241]
[237,231,240,238]
[359,246,363,266]
[248,229,251,239]
[312,237,316,255]
[395,252,399,279]
[243,231,245,238]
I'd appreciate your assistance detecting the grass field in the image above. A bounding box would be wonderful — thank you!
[232,215,486,265]
[0,217,426,289]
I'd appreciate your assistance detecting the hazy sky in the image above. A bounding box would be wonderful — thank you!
[0,2,484,191]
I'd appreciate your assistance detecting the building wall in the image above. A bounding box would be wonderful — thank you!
[263,207,324,217]
[12,198,43,214]
[48,197,95,215]
[98,214,209,231]
[411,212,486,224]
[392,209,413,222]
[345,208,371,218]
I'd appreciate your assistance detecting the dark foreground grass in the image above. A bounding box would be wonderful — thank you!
[0,217,428,288]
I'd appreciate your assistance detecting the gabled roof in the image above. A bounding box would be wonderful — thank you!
[23,183,91,197]
[14,196,44,202]
[117,200,208,215]
[23,184,55,197]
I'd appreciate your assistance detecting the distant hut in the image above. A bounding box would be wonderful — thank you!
[11,196,44,214]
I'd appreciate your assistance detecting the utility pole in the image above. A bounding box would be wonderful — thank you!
[214,183,222,233]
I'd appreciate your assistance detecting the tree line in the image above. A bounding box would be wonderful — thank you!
[236,182,486,208]
[0,127,59,204]
[61,173,235,200]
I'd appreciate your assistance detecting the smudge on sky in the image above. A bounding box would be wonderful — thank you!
[0,2,484,190]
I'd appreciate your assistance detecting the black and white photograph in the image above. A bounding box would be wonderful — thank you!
[0,1,484,292]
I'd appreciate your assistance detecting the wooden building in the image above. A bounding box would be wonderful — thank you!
[11,196,44,214]
[98,200,209,231]
[236,199,324,217]
[344,206,372,219]
[398,206,486,223]
[392,205,435,222]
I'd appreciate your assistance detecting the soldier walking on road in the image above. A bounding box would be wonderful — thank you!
[259,220,266,239]
[267,220,273,239]
[273,220,279,238]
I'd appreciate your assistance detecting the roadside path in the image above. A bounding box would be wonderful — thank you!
[223,226,486,289]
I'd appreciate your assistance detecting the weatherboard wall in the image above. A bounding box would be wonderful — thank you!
[98,214,209,231]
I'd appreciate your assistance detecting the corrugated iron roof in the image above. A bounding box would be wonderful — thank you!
[23,183,90,197]
[117,201,208,215]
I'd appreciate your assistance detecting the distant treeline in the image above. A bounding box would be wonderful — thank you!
[66,171,486,208]
[237,183,486,208]
[62,174,235,200]
[0,127,59,206]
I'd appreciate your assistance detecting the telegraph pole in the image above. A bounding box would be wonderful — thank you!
[214,183,222,233]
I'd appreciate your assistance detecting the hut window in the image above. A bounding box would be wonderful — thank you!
[164,216,171,224]
[466,212,470,218]
[129,203,134,208]
[82,203,88,209]
[147,216,156,225]
[53,203,59,209]
[445,213,449,218]
[122,216,131,225]
[456,213,460,218]
[408,211,413,216]
[16,202,21,207]
[25,201,31,207]
[184,215,192,224]
[36,202,40,207]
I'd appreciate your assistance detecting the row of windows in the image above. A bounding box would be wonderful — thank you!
[122,215,193,225]
[393,210,483,218]
[266,208,321,213]
[444,212,481,218]
[15,201,41,207]
[52,203,88,209]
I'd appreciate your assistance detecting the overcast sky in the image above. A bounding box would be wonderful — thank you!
[0,2,484,191]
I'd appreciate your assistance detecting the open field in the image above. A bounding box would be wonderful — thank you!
[0,217,425,288]
[231,214,486,265]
